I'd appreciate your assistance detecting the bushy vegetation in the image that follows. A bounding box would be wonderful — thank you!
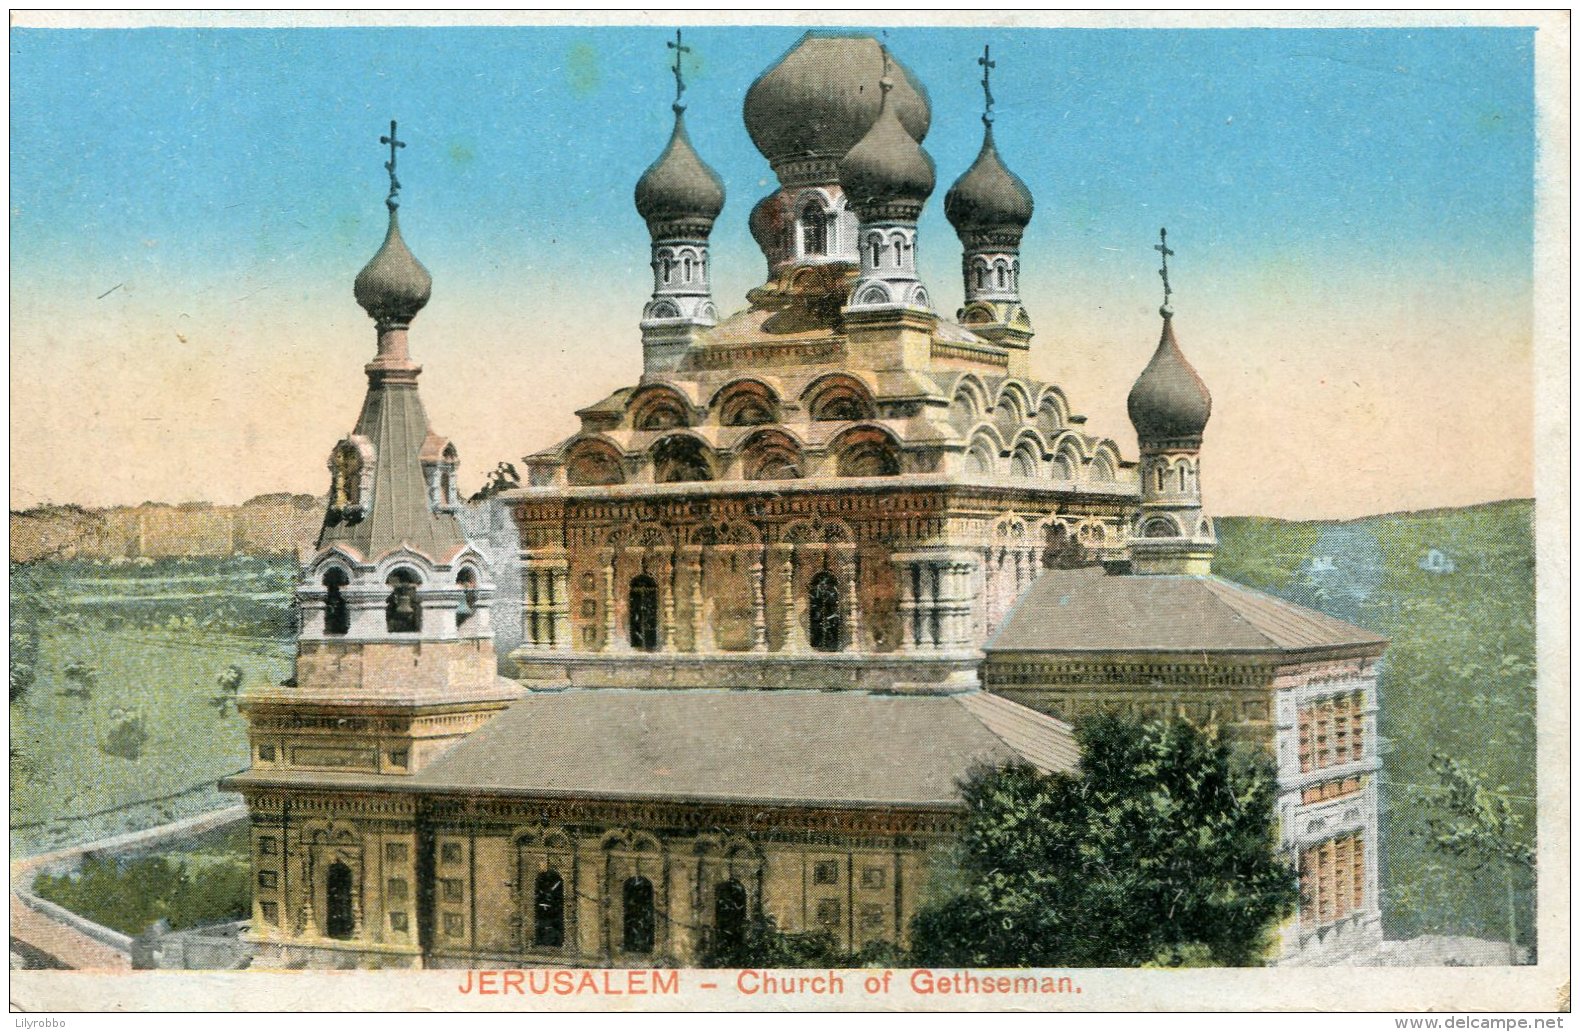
[32,823,251,935]
[1216,499,1537,950]
[908,716,1296,968]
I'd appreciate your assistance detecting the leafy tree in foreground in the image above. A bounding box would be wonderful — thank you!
[701,915,903,968]
[1422,752,1536,963]
[910,714,1298,968]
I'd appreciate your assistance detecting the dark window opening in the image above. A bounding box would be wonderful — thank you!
[715,880,748,953]
[801,207,828,256]
[534,870,566,948]
[456,568,478,628]
[622,876,656,953]
[809,571,843,652]
[326,861,355,940]
[628,574,659,652]
[385,568,422,633]
[323,568,350,636]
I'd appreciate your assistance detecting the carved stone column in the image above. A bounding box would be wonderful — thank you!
[842,546,862,652]
[750,546,767,652]
[550,567,570,650]
[661,550,678,653]
[602,549,621,652]
[776,544,804,653]
[894,559,917,652]
[685,546,716,652]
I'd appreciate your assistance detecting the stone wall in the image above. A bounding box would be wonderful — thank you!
[11,495,325,563]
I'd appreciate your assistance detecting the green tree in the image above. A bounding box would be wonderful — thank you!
[910,715,1298,968]
[700,914,902,968]
[1422,753,1536,963]
[468,461,520,502]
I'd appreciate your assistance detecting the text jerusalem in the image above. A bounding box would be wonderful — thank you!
[456,969,1082,996]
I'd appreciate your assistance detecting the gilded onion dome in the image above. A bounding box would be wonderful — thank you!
[838,72,936,222]
[744,32,930,184]
[1127,312,1212,448]
[354,209,432,327]
[635,107,725,238]
[945,124,1034,241]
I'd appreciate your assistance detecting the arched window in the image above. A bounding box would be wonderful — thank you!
[385,568,422,633]
[1011,447,1038,478]
[534,870,565,948]
[800,206,827,256]
[683,255,694,282]
[622,876,656,953]
[322,568,350,636]
[652,436,713,483]
[868,234,883,267]
[1179,463,1189,492]
[628,574,659,651]
[976,264,987,290]
[326,861,354,940]
[1156,465,1166,491]
[837,439,901,477]
[996,262,1007,289]
[456,567,478,628]
[715,880,748,953]
[809,571,843,652]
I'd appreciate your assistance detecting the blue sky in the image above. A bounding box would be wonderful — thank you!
[9,24,1541,516]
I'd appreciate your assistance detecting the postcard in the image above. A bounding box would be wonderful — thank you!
[7,9,1568,1017]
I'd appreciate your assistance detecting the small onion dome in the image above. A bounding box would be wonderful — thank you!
[634,108,725,239]
[354,210,432,326]
[838,78,936,223]
[744,33,930,184]
[944,124,1034,244]
[1127,313,1212,448]
[749,191,786,254]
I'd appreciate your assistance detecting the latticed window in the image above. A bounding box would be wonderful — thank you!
[1299,834,1365,927]
[1298,691,1366,772]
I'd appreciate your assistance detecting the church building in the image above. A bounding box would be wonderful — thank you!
[224,30,1386,969]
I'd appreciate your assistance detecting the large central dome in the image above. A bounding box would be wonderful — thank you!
[744,32,931,184]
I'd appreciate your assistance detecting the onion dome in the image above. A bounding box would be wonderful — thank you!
[945,124,1034,244]
[838,72,936,223]
[744,32,930,186]
[635,107,725,239]
[354,210,432,327]
[1127,313,1212,449]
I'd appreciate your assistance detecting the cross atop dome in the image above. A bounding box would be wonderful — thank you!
[667,29,690,112]
[978,44,996,125]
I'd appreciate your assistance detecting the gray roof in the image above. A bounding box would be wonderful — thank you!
[988,567,1387,655]
[413,688,1078,808]
[318,381,467,564]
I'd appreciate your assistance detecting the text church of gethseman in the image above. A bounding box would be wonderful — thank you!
[223,31,1388,969]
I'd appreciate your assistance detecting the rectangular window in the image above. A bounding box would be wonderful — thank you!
[257,870,278,890]
[387,749,408,768]
[441,842,464,865]
[861,867,886,890]
[1297,692,1365,773]
[386,878,408,902]
[258,745,276,762]
[256,836,277,857]
[443,912,464,938]
[582,627,597,645]
[385,842,408,863]
[860,904,886,932]
[812,860,840,885]
[1299,834,1365,927]
[389,912,409,933]
[581,599,597,618]
[260,902,279,926]
[443,878,465,902]
[815,899,842,929]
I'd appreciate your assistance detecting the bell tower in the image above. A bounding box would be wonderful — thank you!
[242,122,517,780]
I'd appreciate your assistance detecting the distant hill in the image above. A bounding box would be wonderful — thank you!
[1216,498,1537,952]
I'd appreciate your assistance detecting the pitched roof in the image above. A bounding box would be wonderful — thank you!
[318,382,467,565]
[412,688,1078,808]
[987,567,1387,655]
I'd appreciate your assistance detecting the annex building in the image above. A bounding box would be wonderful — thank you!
[224,31,1386,968]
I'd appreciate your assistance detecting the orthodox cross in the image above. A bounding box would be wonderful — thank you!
[1155,227,1175,311]
[978,44,996,123]
[380,120,405,211]
[667,29,690,109]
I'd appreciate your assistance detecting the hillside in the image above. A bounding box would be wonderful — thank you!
[1215,499,1538,951]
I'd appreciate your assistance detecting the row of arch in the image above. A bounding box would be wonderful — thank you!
[652,245,706,288]
[568,425,903,486]
[968,255,1021,294]
[949,374,1073,441]
[1148,456,1201,494]
[312,559,482,635]
[964,426,1120,483]
[522,869,747,955]
[629,374,876,433]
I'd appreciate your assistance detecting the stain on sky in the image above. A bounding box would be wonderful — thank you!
[566,42,600,96]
